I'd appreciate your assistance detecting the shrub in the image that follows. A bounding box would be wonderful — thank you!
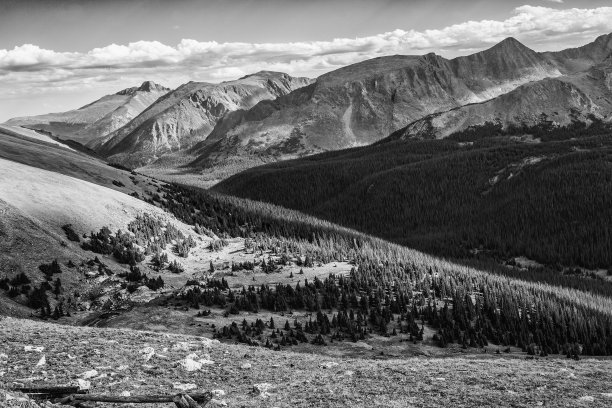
[39,260,62,278]
[168,260,184,274]
[10,272,30,286]
[61,224,80,242]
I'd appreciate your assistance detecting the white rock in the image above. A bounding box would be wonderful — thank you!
[172,342,193,351]
[212,389,226,398]
[252,383,274,398]
[140,347,155,362]
[0,353,8,359]
[80,369,98,379]
[117,365,129,371]
[179,358,202,372]
[201,338,220,348]
[173,383,197,391]
[241,363,252,369]
[601,393,612,398]
[120,391,131,397]
[24,346,44,352]
[320,362,338,369]
[578,396,595,403]
[76,379,91,390]
[35,355,46,367]
[210,399,228,407]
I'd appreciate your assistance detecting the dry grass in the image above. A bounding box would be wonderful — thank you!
[2,317,612,407]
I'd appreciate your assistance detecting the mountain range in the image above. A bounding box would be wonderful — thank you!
[4,33,612,183]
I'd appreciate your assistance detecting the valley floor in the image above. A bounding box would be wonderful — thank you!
[1,317,612,407]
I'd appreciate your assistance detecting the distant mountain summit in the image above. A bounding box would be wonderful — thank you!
[116,81,169,95]
[97,71,312,168]
[4,81,170,146]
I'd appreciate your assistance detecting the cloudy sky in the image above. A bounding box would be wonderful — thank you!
[1,0,611,121]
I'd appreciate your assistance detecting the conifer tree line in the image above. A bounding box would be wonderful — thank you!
[147,182,612,355]
[212,128,612,269]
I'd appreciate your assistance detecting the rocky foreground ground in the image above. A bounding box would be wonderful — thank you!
[1,317,612,407]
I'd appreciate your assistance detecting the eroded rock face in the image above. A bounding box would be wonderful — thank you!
[189,34,612,178]
[188,38,565,171]
[99,72,312,168]
[393,71,612,140]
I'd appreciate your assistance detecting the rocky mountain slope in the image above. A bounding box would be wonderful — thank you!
[98,71,312,168]
[392,63,612,140]
[188,34,612,179]
[4,81,170,146]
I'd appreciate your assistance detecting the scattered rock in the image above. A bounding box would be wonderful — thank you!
[120,391,131,397]
[76,379,91,390]
[173,383,197,391]
[179,356,202,372]
[140,347,155,362]
[201,338,220,348]
[35,355,46,367]
[24,346,44,353]
[241,363,252,369]
[320,362,338,369]
[212,389,226,398]
[578,396,595,403]
[252,383,274,398]
[172,342,193,351]
[117,365,128,371]
[80,369,98,379]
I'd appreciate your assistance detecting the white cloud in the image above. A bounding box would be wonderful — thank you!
[543,0,563,3]
[0,5,611,103]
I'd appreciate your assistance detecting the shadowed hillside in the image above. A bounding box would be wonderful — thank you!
[214,128,612,269]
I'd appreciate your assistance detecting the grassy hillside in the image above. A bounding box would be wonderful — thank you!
[214,129,612,270]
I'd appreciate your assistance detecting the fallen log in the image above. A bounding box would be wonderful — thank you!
[11,385,87,399]
[61,391,213,407]
[13,386,84,394]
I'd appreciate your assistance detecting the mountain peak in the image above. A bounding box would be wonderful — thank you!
[116,81,168,96]
[593,32,612,50]
[138,81,168,92]
[238,71,287,81]
[488,37,533,54]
